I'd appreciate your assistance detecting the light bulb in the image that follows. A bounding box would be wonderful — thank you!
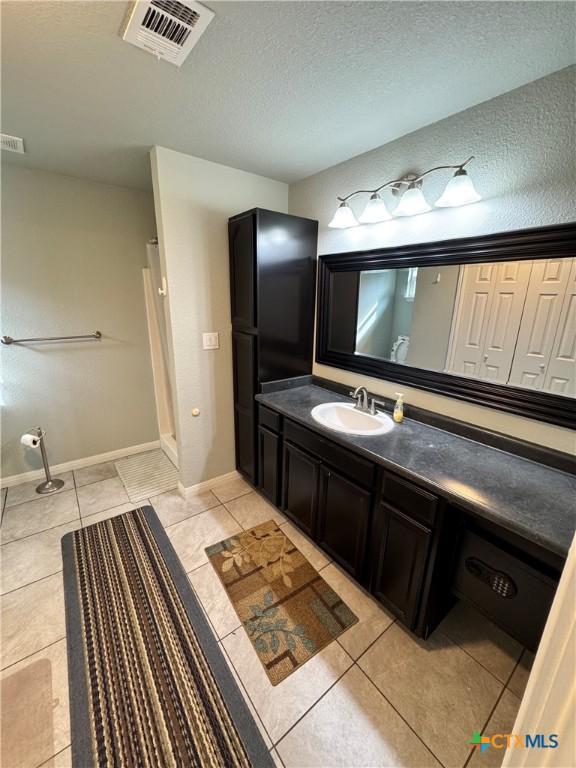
[358,193,392,224]
[435,169,481,207]
[328,201,358,229]
[393,184,431,217]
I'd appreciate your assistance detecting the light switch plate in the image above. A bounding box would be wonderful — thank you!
[202,332,219,350]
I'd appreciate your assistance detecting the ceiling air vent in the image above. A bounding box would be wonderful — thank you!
[0,134,25,154]
[122,0,214,67]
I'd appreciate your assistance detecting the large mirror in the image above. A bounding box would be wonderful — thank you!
[355,260,575,396]
[317,224,576,427]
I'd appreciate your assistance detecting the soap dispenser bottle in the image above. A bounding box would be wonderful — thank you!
[393,393,404,424]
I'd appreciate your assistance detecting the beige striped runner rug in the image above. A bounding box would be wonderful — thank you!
[62,505,273,768]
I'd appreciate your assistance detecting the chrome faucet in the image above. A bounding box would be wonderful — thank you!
[349,386,369,412]
[369,397,388,415]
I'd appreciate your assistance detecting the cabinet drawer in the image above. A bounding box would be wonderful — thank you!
[452,530,556,651]
[383,473,438,528]
[284,419,375,488]
[259,405,281,432]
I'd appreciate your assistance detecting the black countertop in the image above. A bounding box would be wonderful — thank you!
[256,384,576,558]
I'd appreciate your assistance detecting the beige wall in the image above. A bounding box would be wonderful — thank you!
[1,166,159,478]
[150,147,288,488]
[407,265,461,371]
[290,67,576,454]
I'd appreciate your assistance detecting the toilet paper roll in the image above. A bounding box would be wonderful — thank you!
[21,433,40,448]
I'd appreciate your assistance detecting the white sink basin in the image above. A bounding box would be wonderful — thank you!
[311,402,394,436]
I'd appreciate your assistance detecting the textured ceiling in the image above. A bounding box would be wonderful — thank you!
[1,1,575,190]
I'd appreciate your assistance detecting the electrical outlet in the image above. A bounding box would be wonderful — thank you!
[202,332,219,350]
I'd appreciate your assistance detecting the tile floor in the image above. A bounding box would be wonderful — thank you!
[0,455,534,768]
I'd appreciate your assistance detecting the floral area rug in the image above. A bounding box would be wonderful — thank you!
[205,520,358,685]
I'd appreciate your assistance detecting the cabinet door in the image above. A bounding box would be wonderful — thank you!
[229,214,256,330]
[317,467,371,581]
[232,332,256,412]
[371,503,431,629]
[235,406,256,483]
[282,442,319,537]
[258,426,281,506]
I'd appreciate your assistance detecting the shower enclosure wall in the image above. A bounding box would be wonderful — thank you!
[143,242,177,467]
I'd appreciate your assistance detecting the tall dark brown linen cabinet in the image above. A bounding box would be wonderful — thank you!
[229,208,318,485]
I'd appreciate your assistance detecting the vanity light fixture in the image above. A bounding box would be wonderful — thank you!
[393,182,431,217]
[358,192,392,224]
[435,166,481,207]
[328,156,480,228]
[328,201,359,229]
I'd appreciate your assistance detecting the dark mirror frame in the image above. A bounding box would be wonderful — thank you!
[316,222,576,429]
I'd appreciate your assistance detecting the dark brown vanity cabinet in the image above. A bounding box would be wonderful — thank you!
[258,405,283,506]
[280,419,375,582]
[229,209,318,484]
[253,404,562,646]
[371,504,432,629]
[317,468,371,581]
[370,474,439,628]
[282,441,320,538]
[232,332,257,479]
[258,426,281,506]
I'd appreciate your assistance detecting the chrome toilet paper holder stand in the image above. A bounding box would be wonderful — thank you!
[24,428,65,495]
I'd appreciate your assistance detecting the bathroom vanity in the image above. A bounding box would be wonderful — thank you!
[229,219,576,651]
[254,381,575,651]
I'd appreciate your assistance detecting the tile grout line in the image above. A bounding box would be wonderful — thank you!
[187,579,223,644]
[272,647,356,752]
[2,463,121,512]
[36,742,72,768]
[162,500,232,531]
[462,654,522,768]
[1,488,150,543]
[2,474,139,543]
[218,638,276,749]
[350,617,397,665]
[1,568,63,598]
[1,486,7,525]
[221,501,249,531]
[73,469,83,524]
[336,617,396,659]
[3,485,71,512]
[353,660,448,768]
[159,502,219,529]
[434,628,524,689]
[270,746,286,768]
[1,634,66,672]
[2,513,82,547]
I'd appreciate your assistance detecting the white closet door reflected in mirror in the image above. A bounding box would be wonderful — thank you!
[354,257,576,398]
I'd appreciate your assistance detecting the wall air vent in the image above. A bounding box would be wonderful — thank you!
[0,134,25,154]
[122,0,214,67]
